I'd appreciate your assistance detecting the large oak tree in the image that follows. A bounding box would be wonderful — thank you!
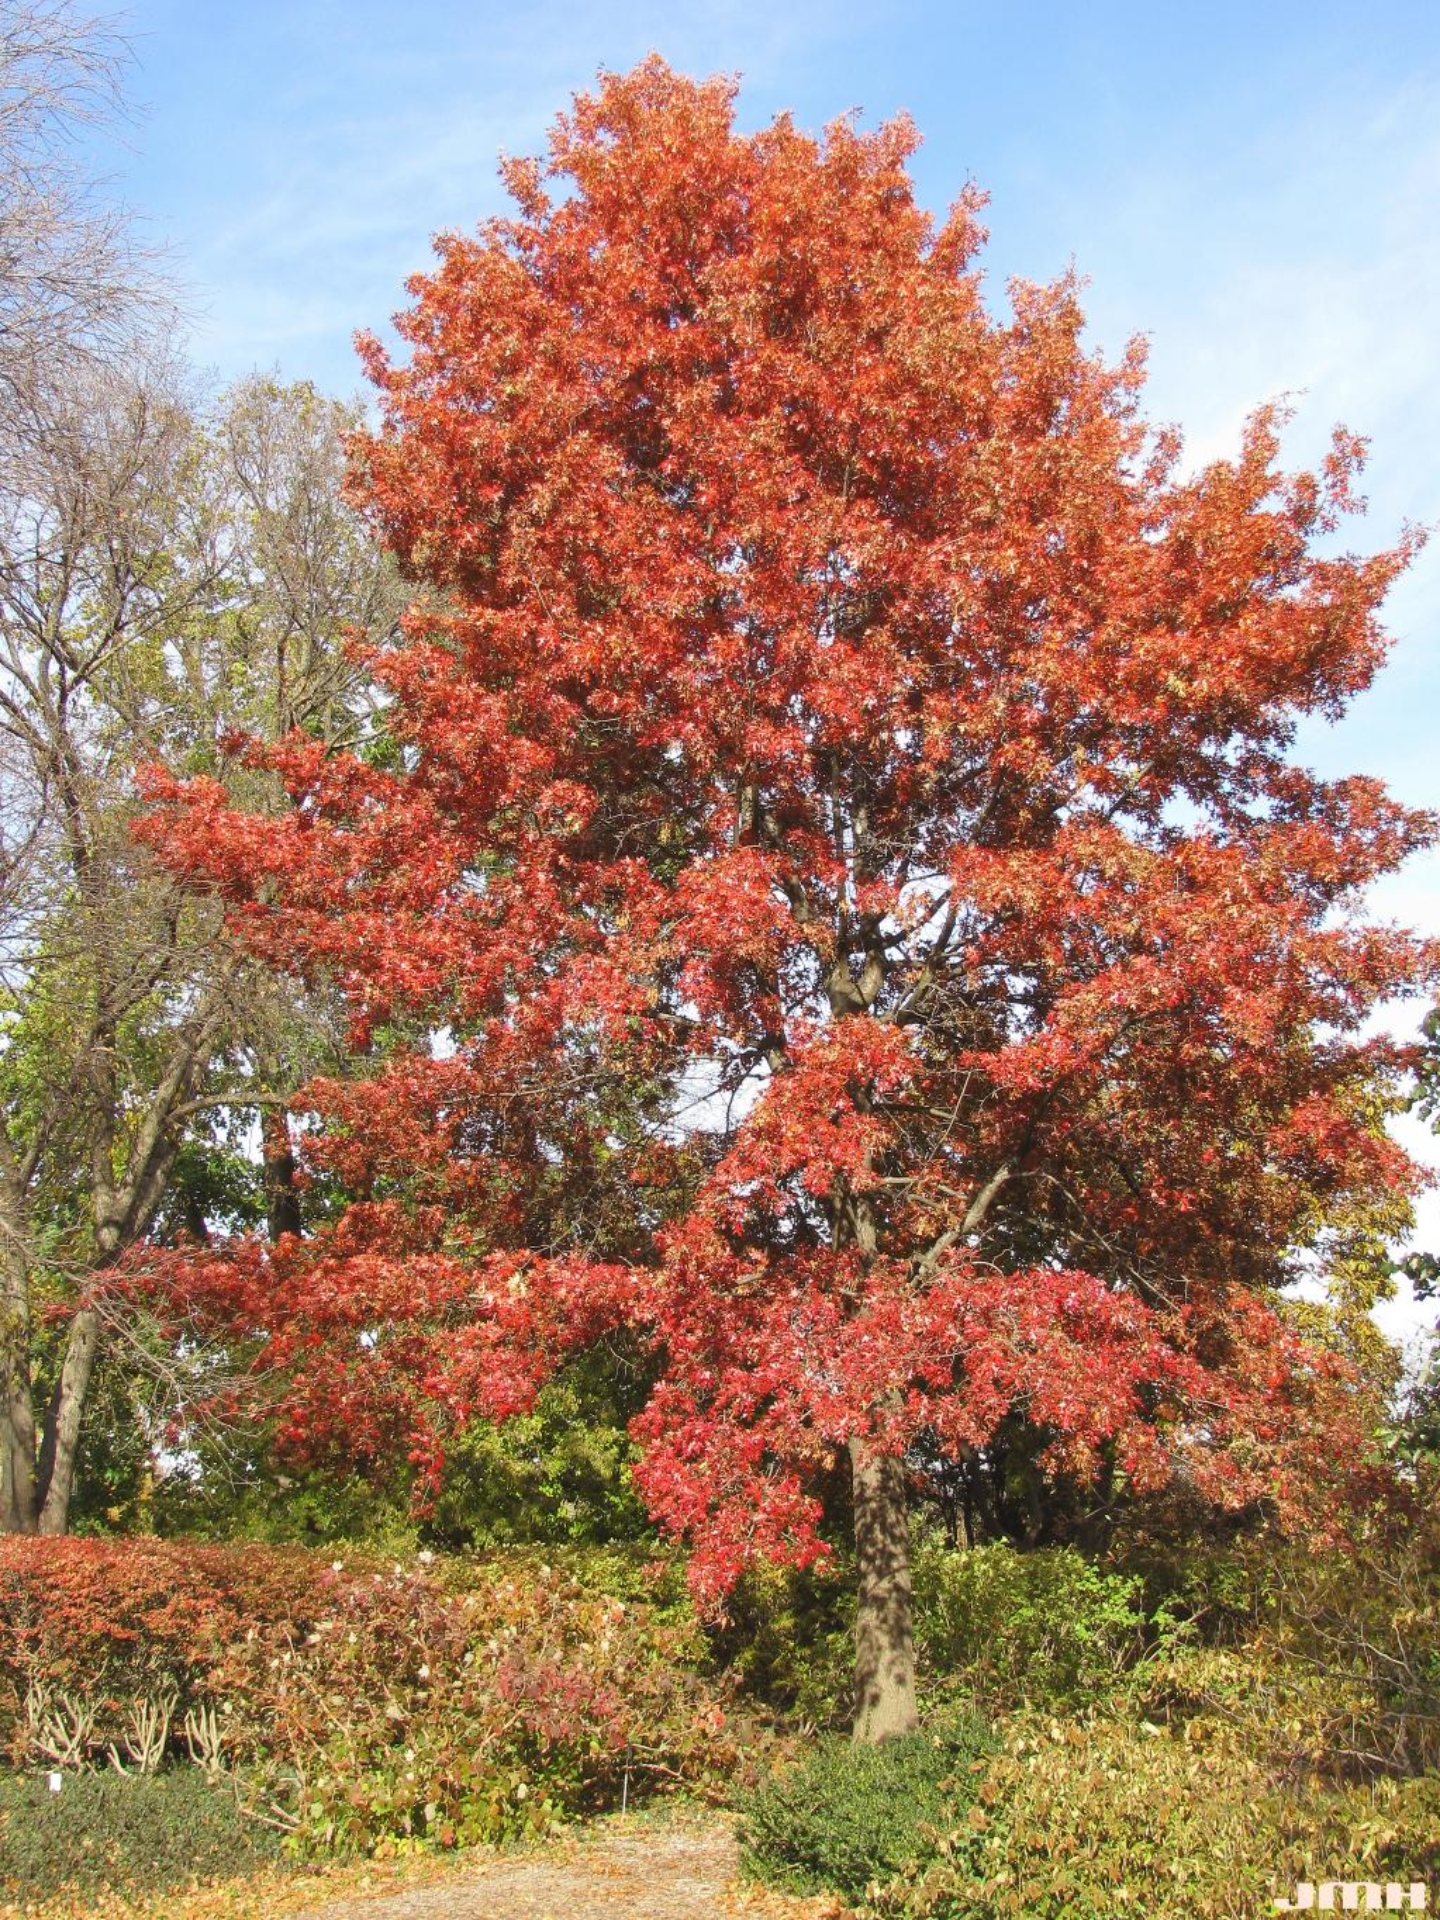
[143,61,1434,1739]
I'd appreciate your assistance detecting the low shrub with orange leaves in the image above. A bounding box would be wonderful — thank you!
[0,1536,742,1855]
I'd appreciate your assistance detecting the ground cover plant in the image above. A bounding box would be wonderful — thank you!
[869,1722,1440,1919]
[0,1772,284,1906]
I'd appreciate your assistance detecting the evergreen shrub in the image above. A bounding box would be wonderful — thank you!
[0,1771,282,1902]
[738,1708,992,1902]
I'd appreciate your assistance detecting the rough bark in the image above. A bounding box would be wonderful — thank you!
[850,1435,919,1743]
[0,1384,37,1531]
[262,1109,303,1242]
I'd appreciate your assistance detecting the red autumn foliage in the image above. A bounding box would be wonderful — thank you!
[0,1534,310,1706]
[136,61,1434,1604]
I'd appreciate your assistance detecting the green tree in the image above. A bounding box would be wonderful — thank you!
[0,364,400,1533]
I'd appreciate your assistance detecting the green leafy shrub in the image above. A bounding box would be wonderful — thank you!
[738,1708,992,1902]
[0,1770,283,1901]
[720,1541,1156,1732]
[1117,1505,1440,1780]
[426,1349,656,1548]
[153,1459,427,1552]
[913,1542,1146,1709]
[713,1556,855,1730]
[874,1717,1440,1918]
[1119,1535,1257,1640]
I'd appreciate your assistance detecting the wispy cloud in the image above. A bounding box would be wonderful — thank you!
[142,0,876,382]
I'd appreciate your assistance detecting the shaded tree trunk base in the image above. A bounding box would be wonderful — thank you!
[850,1436,920,1743]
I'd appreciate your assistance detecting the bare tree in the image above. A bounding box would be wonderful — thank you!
[0,0,172,987]
[0,1,166,421]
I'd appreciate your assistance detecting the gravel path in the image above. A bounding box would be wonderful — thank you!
[288,1817,829,1920]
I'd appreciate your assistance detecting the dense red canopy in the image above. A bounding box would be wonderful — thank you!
[142,59,1433,1597]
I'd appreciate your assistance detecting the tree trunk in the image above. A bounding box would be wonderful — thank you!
[263,1111,303,1241]
[0,1353,38,1533]
[36,1308,99,1535]
[0,1190,38,1532]
[850,1436,919,1743]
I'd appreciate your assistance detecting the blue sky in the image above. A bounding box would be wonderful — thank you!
[95,0,1440,1334]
